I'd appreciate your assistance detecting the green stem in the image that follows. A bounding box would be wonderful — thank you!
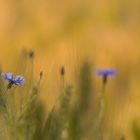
[94,82,106,140]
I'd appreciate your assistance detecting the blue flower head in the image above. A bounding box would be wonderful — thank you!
[2,73,24,88]
[96,69,116,84]
[96,69,116,76]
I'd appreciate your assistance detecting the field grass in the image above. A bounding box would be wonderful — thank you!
[0,0,140,139]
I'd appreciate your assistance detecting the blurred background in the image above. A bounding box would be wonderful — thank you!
[0,0,140,139]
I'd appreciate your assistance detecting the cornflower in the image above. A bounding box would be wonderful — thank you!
[2,73,24,89]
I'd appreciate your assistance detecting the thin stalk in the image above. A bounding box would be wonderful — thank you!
[94,77,106,140]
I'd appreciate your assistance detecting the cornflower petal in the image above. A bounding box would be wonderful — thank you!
[14,75,24,85]
[96,69,116,76]
[2,73,14,82]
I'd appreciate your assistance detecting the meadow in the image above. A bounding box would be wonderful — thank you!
[0,0,140,140]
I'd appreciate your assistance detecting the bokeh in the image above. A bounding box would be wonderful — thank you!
[0,0,140,140]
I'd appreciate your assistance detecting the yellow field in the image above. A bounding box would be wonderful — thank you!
[0,0,140,139]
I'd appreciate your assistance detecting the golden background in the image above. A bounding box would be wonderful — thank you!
[0,0,140,139]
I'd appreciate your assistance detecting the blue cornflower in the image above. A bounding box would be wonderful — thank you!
[2,73,24,89]
[96,69,116,84]
[96,69,116,76]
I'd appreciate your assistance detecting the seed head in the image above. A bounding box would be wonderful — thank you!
[28,49,34,58]
[40,71,43,78]
[60,66,65,76]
